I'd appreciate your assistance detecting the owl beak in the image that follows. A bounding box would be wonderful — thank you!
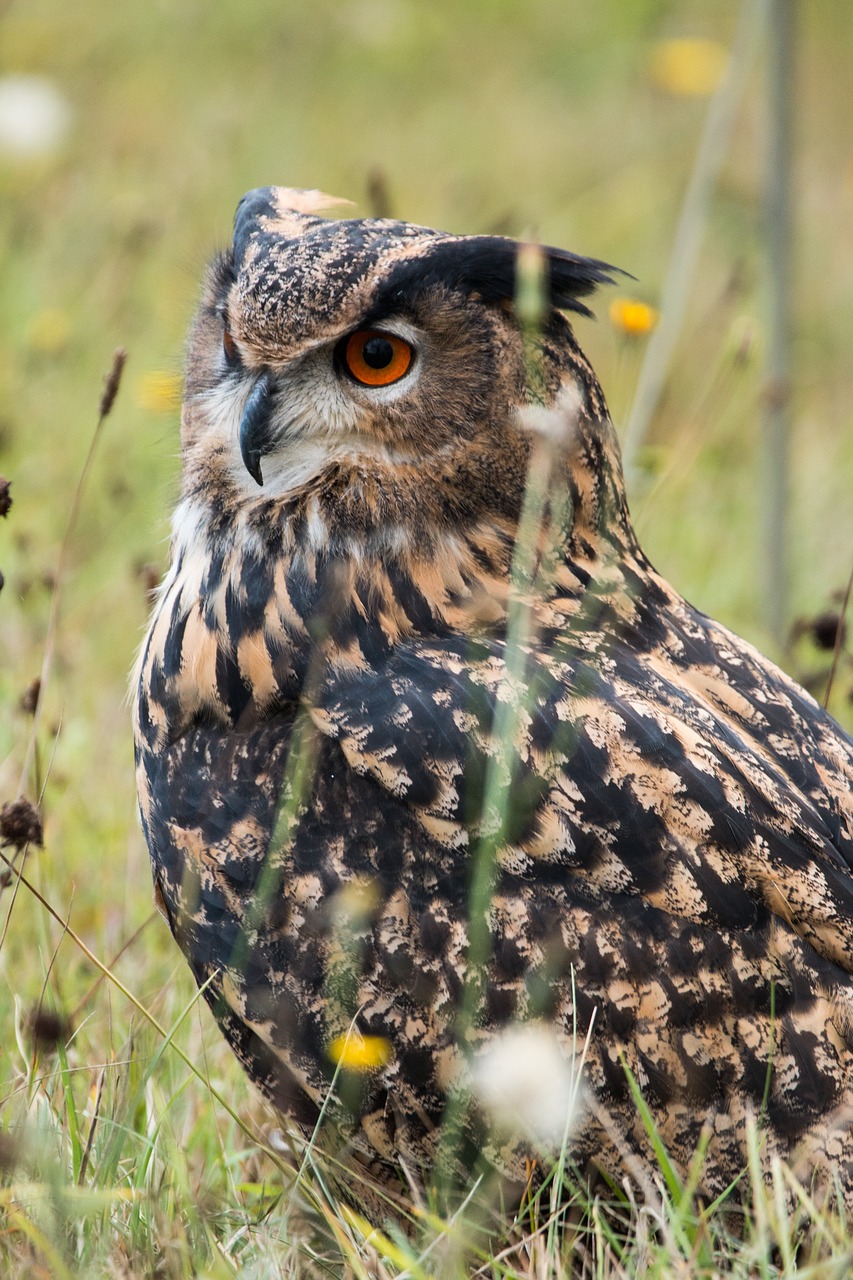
[239,373,274,486]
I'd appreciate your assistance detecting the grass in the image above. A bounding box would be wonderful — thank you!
[2,0,853,1274]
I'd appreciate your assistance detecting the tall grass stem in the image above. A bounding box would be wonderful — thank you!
[621,0,763,480]
[761,0,793,650]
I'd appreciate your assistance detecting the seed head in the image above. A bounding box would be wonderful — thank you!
[19,677,40,715]
[0,799,43,849]
[99,348,127,419]
[469,1022,583,1152]
[811,611,845,652]
[28,1007,72,1049]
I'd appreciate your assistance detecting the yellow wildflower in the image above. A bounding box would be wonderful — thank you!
[328,1031,392,1072]
[28,307,70,354]
[609,298,659,338]
[649,38,728,97]
[136,371,182,414]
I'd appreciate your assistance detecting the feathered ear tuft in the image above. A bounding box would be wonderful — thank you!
[233,187,281,265]
[543,245,626,317]
[379,236,623,319]
[233,186,354,265]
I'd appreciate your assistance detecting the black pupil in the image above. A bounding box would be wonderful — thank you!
[362,336,394,369]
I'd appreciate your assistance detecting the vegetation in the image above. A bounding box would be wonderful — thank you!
[1,0,853,1273]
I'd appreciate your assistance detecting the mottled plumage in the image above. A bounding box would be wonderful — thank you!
[134,187,853,1213]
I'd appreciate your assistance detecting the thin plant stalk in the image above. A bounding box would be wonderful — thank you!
[621,0,763,480]
[0,848,288,1171]
[17,349,127,800]
[761,0,793,651]
[823,561,853,711]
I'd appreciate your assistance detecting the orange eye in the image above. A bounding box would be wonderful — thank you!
[222,323,239,365]
[342,330,414,387]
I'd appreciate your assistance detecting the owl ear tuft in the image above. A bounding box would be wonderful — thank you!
[385,237,623,319]
[233,187,354,265]
[543,246,626,317]
[233,188,280,264]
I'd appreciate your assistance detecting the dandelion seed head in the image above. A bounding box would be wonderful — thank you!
[518,384,583,445]
[0,75,71,157]
[469,1022,583,1152]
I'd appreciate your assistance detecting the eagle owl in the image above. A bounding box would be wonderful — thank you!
[134,187,853,1214]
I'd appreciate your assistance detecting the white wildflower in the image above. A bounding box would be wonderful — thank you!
[518,384,583,446]
[0,75,71,158]
[469,1022,584,1153]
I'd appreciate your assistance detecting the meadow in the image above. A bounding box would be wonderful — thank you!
[1,0,853,1274]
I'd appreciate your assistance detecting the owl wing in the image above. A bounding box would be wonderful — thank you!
[310,623,853,977]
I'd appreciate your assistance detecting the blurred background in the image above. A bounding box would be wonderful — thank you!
[0,0,851,1259]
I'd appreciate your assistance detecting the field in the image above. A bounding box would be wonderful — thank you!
[1,0,853,1274]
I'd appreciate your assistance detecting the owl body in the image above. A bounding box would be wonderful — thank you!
[135,188,853,1210]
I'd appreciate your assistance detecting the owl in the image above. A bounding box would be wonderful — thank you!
[134,187,853,1218]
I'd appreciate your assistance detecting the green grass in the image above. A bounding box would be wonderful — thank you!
[2,0,853,1274]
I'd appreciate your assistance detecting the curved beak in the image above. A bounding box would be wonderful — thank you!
[239,373,274,486]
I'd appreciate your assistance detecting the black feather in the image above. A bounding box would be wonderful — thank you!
[370,236,624,319]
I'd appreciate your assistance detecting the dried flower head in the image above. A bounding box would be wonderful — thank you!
[28,1007,72,1050]
[811,612,845,653]
[19,678,40,715]
[99,348,127,419]
[0,799,43,850]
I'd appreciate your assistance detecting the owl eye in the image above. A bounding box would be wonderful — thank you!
[222,323,240,366]
[341,330,414,387]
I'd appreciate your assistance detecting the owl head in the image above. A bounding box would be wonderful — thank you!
[179,187,622,554]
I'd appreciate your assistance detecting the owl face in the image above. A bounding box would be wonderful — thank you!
[180,187,614,542]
